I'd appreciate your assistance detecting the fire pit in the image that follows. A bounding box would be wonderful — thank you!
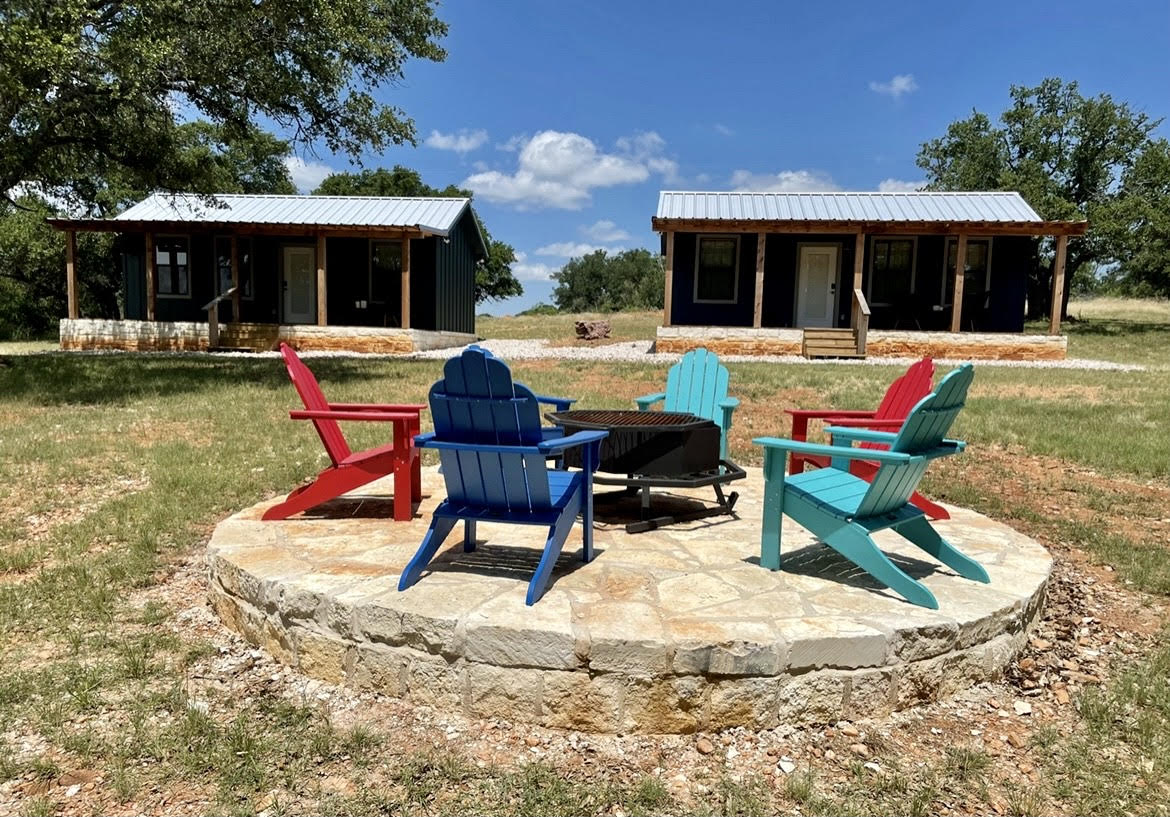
[547,409,746,532]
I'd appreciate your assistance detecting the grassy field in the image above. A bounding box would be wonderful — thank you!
[1,306,1169,814]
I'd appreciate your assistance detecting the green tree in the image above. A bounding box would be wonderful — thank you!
[1098,139,1170,296]
[1,0,447,205]
[313,166,522,304]
[916,78,1162,317]
[551,249,664,313]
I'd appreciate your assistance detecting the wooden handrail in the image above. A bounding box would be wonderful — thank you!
[852,288,870,356]
[203,286,238,349]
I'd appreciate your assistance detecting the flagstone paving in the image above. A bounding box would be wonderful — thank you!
[207,466,1051,733]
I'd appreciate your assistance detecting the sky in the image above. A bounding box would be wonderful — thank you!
[281,0,1170,314]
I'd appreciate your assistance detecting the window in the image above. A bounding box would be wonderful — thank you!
[943,239,991,304]
[868,237,916,306]
[214,237,253,299]
[155,236,190,297]
[694,235,739,303]
[370,240,402,304]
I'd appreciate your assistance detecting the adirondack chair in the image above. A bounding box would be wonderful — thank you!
[754,364,987,609]
[464,344,575,445]
[635,348,739,461]
[397,347,608,605]
[786,357,950,520]
[262,343,424,522]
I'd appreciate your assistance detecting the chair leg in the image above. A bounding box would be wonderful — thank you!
[894,516,989,584]
[760,450,786,570]
[261,468,369,521]
[398,516,458,591]
[908,489,951,521]
[527,510,577,606]
[411,449,422,502]
[463,520,477,553]
[393,455,414,522]
[825,525,939,609]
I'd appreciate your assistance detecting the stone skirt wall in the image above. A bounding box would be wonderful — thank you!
[656,326,1068,361]
[59,318,473,355]
[207,467,1052,734]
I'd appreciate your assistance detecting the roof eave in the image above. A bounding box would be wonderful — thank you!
[649,217,1089,237]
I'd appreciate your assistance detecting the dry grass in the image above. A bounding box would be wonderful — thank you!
[477,310,662,342]
[1068,296,1170,323]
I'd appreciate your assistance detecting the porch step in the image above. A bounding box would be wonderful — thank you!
[802,328,865,359]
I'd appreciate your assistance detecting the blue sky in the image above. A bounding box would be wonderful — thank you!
[283,0,1170,314]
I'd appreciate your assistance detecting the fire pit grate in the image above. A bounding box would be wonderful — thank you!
[547,409,710,431]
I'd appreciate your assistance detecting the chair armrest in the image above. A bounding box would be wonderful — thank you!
[537,429,609,453]
[328,402,426,414]
[634,392,667,410]
[820,417,904,429]
[415,437,544,455]
[752,436,911,464]
[719,397,740,411]
[290,409,417,423]
[534,394,576,411]
[825,426,900,445]
[784,409,877,420]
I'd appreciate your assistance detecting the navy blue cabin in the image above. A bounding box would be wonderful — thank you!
[50,194,486,350]
[651,191,1087,358]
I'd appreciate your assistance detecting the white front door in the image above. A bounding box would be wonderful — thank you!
[796,245,839,327]
[282,246,317,324]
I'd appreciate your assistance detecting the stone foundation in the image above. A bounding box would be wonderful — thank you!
[59,318,473,355]
[208,467,1052,733]
[655,326,1067,361]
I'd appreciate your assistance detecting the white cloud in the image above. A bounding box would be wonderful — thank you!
[878,178,924,193]
[511,251,557,282]
[581,219,631,242]
[283,156,335,193]
[496,134,528,152]
[533,241,611,258]
[869,73,918,99]
[714,123,735,137]
[424,128,489,154]
[729,169,841,192]
[464,130,676,209]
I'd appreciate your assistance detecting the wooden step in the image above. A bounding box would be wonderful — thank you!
[802,327,865,359]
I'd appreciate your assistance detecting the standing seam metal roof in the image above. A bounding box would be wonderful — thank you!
[114,193,475,235]
[655,191,1044,223]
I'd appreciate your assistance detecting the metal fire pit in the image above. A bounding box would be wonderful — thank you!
[546,409,746,533]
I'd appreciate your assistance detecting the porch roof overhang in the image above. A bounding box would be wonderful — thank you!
[650,216,1088,237]
[45,217,432,239]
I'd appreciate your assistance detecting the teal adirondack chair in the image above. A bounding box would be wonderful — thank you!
[397,347,608,605]
[635,348,739,461]
[753,364,987,609]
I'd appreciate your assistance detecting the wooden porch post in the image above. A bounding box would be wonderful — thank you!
[752,232,766,327]
[851,233,865,325]
[662,231,674,327]
[65,230,78,319]
[400,238,411,330]
[316,234,327,326]
[949,233,968,333]
[1049,234,1068,335]
[144,232,156,321]
[230,235,241,322]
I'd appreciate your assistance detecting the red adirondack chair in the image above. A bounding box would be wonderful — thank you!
[262,343,425,522]
[785,357,951,520]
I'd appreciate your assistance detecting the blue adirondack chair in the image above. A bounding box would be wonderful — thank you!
[635,348,740,461]
[465,344,573,448]
[397,347,608,605]
[753,364,987,609]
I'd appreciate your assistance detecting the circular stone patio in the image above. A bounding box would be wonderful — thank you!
[207,466,1051,734]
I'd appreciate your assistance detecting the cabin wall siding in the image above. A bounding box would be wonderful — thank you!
[669,232,758,327]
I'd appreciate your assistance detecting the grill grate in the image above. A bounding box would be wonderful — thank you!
[548,409,704,430]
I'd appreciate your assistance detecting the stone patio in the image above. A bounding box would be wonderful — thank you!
[207,466,1051,733]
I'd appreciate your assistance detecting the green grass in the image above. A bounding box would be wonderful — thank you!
[1,302,1169,813]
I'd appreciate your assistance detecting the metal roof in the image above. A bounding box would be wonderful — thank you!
[655,191,1044,223]
[115,193,475,236]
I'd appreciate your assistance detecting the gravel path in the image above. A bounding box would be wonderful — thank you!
[411,338,1146,371]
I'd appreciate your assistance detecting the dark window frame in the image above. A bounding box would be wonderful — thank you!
[214,236,254,301]
[866,236,917,308]
[155,234,191,298]
[693,234,740,304]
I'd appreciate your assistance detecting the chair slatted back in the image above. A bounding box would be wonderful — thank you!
[663,348,731,424]
[854,364,974,519]
[279,343,351,466]
[861,357,934,451]
[429,347,551,513]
